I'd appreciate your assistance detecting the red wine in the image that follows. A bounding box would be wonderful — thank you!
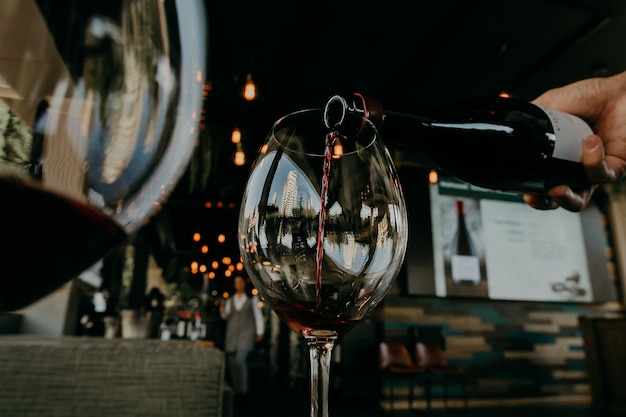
[327,94,593,194]
[270,297,358,337]
[450,200,480,285]
[315,130,338,308]
[0,178,127,311]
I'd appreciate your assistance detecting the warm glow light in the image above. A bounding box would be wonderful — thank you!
[499,91,511,98]
[260,144,268,154]
[191,261,199,269]
[231,128,242,144]
[218,234,226,243]
[243,74,256,101]
[234,150,246,166]
[199,264,207,273]
[222,257,232,265]
[225,270,233,278]
[193,232,201,242]
[258,302,264,308]
[332,142,343,159]
[212,261,219,269]
[252,288,259,296]
[234,145,246,166]
[428,169,439,184]
[217,201,224,208]
[201,245,209,254]
[236,262,244,271]
[208,272,216,279]
[205,201,212,209]
[223,292,230,299]
[228,265,235,272]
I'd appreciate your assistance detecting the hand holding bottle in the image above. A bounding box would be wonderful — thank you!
[524,71,626,211]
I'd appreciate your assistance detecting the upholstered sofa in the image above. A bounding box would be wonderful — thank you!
[0,336,227,417]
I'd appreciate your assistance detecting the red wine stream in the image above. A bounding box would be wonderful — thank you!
[315,130,338,308]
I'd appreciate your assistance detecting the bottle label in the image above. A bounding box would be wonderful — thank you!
[537,105,593,162]
[451,254,481,284]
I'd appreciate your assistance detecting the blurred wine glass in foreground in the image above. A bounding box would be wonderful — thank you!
[0,0,207,311]
[238,98,408,416]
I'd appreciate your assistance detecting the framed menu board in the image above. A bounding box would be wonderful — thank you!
[403,168,615,303]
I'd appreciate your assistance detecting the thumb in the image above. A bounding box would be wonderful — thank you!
[581,134,616,183]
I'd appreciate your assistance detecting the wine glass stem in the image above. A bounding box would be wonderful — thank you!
[306,333,337,417]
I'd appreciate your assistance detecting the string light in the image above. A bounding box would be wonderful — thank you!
[231,127,242,144]
[428,169,439,184]
[218,234,226,243]
[499,91,511,98]
[201,245,209,254]
[193,232,201,242]
[243,74,256,101]
[332,140,343,159]
[234,143,246,166]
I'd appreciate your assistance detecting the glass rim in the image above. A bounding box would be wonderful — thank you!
[269,108,379,157]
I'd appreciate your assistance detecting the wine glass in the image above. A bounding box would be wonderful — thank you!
[238,101,409,416]
[0,0,207,311]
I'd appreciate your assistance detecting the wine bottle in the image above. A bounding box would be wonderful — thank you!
[324,93,593,194]
[450,200,481,285]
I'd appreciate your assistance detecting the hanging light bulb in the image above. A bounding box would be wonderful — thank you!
[243,73,256,101]
[234,143,246,166]
[428,169,439,184]
[231,127,241,144]
[332,139,343,159]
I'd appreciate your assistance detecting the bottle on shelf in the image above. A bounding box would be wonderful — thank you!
[323,92,593,195]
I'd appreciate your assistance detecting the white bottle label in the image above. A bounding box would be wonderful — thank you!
[537,105,593,162]
[451,254,481,285]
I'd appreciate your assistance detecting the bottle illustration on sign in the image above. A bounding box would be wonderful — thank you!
[450,200,481,285]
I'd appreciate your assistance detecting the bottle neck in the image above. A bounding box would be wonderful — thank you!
[322,93,435,164]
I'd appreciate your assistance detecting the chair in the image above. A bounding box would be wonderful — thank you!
[416,341,468,413]
[379,341,427,413]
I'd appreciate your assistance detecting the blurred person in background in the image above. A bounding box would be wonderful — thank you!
[220,275,264,400]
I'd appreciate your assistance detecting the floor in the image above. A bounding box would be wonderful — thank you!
[230,365,599,417]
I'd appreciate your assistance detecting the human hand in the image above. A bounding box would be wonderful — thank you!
[524,71,626,211]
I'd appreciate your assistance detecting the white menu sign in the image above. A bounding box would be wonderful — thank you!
[480,199,591,302]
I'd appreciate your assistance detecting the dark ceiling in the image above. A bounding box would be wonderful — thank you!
[163,0,626,268]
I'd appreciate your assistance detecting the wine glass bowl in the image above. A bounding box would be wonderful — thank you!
[240,109,407,336]
[238,107,408,416]
[0,0,207,311]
